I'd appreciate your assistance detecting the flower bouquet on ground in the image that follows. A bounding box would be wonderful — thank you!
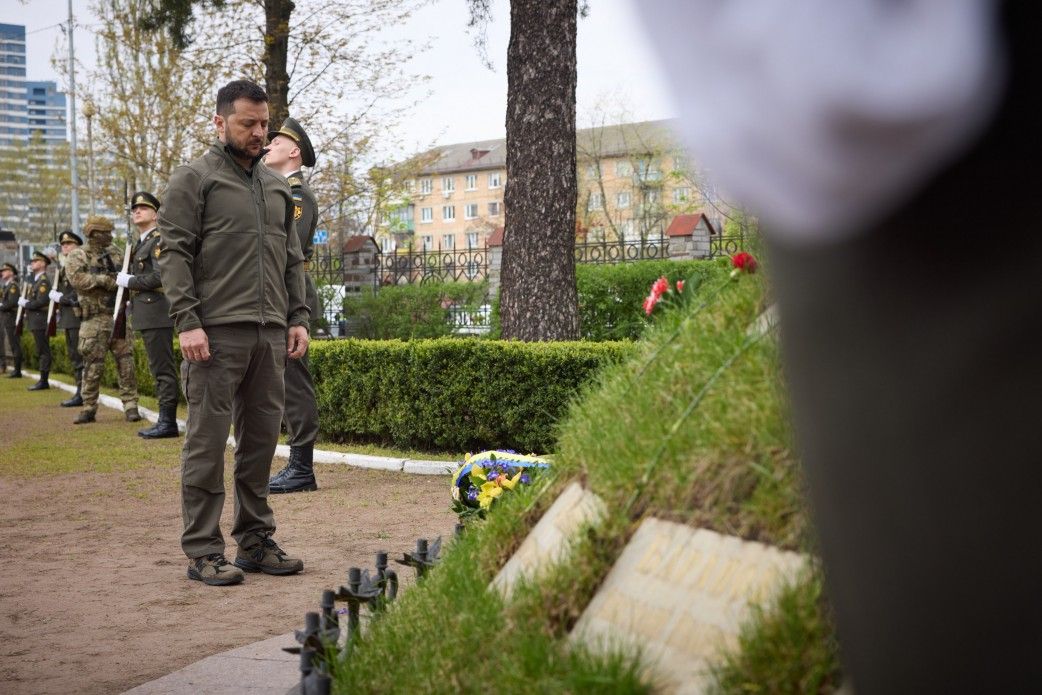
[451,450,550,519]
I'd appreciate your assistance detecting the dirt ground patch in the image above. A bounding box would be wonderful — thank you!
[0,377,457,695]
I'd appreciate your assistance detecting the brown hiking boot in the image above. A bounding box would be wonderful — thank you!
[124,407,142,422]
[187,553,245,586]
[234,532,304,576]
[73,410,96,425]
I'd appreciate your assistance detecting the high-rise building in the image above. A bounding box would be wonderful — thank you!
[26,81,66,144]
[0,23,28,146]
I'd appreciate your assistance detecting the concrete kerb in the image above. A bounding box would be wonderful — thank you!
[25,370,455,476]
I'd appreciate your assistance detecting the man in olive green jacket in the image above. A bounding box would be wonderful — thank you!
[157,79,309,587]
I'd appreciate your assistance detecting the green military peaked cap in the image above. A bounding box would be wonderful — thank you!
[268,116,316,167]
[131,191,161,211]
[31,250,52,266]
[59,229,83,245]
[1,262,17,275]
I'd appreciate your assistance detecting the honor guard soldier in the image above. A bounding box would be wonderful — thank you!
[50,230,85,406]
[19,250,53,390]
[0,262,21,377]
[116,191,179,438]
[264,116,320,493]
[65,215,141,424]
[158,80,309,586]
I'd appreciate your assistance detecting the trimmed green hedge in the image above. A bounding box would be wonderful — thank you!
[18,331,631,452]
[575,258,731,340]
[20,331,183,402]
[341,281,488,340]
[310,337,635,453]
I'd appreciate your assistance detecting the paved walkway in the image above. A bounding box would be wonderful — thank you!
[26,370,453,475]
[121,633,299,695]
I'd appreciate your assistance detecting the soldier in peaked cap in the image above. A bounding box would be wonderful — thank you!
[116,191,179,438]
[264,115,320,494]
[49,230,86,406]
[0,261,21,377]
[19,250,53,390]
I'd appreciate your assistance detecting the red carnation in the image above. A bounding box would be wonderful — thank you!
[676,280,685,293]
[643,294,658,316]
[731,252,758,274]
[651,276,670,299]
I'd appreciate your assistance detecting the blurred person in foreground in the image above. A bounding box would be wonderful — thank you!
[638,1,1038,691]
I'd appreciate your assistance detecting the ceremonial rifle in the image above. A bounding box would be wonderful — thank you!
[111,183,132,341]
[13,278,28,337]
[45,261,59,337]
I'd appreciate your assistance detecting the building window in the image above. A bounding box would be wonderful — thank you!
[420,207,433,223]
[465,203,478,219]
[488,201,501,216]
[407,179,416,193]
[587,192,602,211]
[443,205,455,221]
[381,236,395,252]
[442,234,455,249]
[644,190,660,205]
[616,191,631,209]
[465,174,477,190]
[421,235,433,251]
[488,172,502,188]
[589,226,605,243]
[673,187,691,204]
[420,178,432,194]
[615,161,632,177]
[466,231,479,248]
[442,176,455,193]
[585,164,597,179]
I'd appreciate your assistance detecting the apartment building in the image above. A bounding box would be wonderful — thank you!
[0,23,27,146]
[380,119,727,254]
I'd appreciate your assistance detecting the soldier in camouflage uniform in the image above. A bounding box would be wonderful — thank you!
[0,262,21,377]
[50,230,85,407]
[65,215,141,424]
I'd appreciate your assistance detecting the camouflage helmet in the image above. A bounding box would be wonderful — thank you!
[83,215,115,237]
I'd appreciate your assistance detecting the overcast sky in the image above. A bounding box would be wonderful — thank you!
[2,0,678,151]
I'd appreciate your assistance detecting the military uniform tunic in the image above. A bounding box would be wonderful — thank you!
[56,264,83,379]
[24,271,52,373]
[283,171,320,449]
[0,279,21,369]
[65,243,139,413]
[128,227,178,410]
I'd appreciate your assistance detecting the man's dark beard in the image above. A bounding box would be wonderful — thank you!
[225,139,266,165]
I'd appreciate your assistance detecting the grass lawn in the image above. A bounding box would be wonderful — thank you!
[328,260,841,693]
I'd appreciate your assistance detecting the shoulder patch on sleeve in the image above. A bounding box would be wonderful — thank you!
[38,284,47,294]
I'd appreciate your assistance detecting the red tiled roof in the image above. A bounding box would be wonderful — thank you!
[665,212,717,237]
[486,226,505,247]
[343,235,378,252]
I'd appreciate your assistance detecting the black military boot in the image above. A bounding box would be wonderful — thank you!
[268,445,318,494]
[28,370,49,390]
[74,409,96,424]
[138,405,179,439]
[7,357,21,378]
[60,369,83,407]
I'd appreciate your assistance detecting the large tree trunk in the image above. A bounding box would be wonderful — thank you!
[500,0,580,341]
[263,0,294,128]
